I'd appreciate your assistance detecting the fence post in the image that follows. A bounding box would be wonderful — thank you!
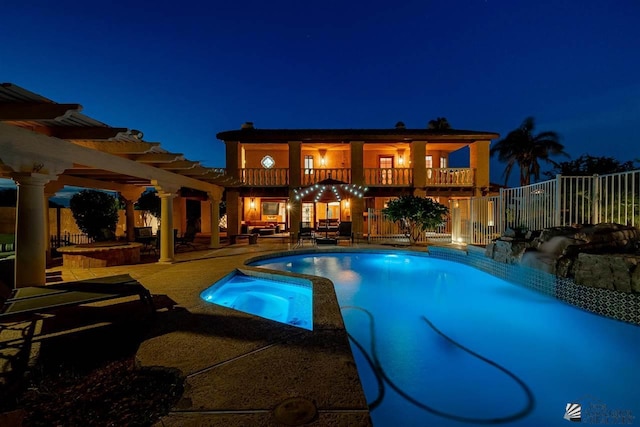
[367,208,371,243]
[591,174,600,225]
[555,174,562,226]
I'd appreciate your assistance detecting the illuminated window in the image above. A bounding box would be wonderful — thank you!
[440,156,447,168]
[304,155,314,174]
[261,155,275,169]
[425,155,433,168]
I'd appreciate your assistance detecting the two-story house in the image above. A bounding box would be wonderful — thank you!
[217,122,498,240]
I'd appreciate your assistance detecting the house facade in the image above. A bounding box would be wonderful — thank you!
[217,123,499,239]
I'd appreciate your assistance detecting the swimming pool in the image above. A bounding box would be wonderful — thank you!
[251,252,640,426]
[201,272,313,330]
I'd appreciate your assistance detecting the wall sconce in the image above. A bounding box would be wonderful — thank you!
[397,149,405,166]
[319,149,327,166]
[345,200,350,207]
[249,198,255,209]
[287,203,291,210]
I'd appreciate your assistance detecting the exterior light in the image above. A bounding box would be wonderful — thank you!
[250,198,255,209]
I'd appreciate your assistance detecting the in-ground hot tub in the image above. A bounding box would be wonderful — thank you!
[56,242,142,268]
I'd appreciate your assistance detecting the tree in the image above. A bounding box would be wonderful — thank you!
[382,195,449,244]
[490,116,567,186]
[135,189,161,226]
[427,117,452,130]
[543,154,638,178]
[69,190,119,241]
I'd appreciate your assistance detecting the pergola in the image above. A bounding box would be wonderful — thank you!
[0,83,230,287]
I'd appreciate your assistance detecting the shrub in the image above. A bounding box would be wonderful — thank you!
[70,190,119,241]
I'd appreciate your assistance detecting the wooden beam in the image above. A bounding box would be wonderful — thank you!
[50,127,131,140]
[0,103,82,120]
[129,153,183,163]
[69,140,161,154]
[157,160,200,170]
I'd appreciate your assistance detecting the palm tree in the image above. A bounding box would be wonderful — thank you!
[427,117,452,130]
[491,116,567,186]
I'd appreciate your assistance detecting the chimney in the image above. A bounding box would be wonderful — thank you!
[395,121,406,129]
[241,122,255,130]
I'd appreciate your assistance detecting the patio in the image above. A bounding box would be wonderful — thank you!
[0,237,373,425]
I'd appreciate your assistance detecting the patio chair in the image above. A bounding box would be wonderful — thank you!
[335,221,353,244]
[297,222,316,247]
[0,274,155,322]
[175,226,196,251]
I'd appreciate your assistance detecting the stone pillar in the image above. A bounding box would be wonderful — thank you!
[13,173,54,287]
[226,141,241,179]
[43,181,64,265]
[289,189,302,239]
[470,140,491,196]
[288,141,302,188]
[411,141,427,190]
[154,186,178,263]
[209,194,221,249]
[226,190,241,235]
[349,141,365,238]
[121,188,144,242]
[350,141,364,186]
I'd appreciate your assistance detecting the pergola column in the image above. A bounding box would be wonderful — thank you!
[208,193,221,249]
[13,173,55,287]
[121,188,145,242]
[153,181,179,263]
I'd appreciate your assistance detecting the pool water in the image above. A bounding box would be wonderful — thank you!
[251,252,640,427]
[201,273,313,330]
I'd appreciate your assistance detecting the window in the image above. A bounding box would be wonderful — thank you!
[304,155,314,174]
[379,156,393,185]
[425,155,433,168]
[261,155,275,169]
[440,156,447,168]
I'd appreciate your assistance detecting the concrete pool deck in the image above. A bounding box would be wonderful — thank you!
[2,237,436,425]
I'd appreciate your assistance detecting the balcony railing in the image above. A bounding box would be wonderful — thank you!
[233,167,473,187]
[425,168,474,187]
[240,168,289,186]
[364,168,413,186]
[301,168,351,185]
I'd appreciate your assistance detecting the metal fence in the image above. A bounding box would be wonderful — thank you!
[50,232,93,249]
[367,169,640,246]
[366,208,451,244]
[469,170,640,244]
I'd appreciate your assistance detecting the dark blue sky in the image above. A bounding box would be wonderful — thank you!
[2,0,639,186]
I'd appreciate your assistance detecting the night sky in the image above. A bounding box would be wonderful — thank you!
[2,0,639,186]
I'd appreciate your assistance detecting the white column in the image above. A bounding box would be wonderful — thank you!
[13,173,54,287]
[158,190,176,263]
[121,188,144,242]
[209,195,221,249]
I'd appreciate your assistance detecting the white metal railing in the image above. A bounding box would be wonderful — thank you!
[240,168,289,186]
[301,168,351,185]
[366,208,451,244]
[597,170,640,227]
[499,179,558,232]
[364,168,413,186]
[468,196,502,245]
[425,168,474,186]
[558,175,596,226]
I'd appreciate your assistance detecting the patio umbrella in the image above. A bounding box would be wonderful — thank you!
[293,175,367,237]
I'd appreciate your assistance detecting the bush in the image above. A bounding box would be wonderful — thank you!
[70,190,119,241]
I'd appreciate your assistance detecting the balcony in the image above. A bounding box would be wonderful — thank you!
[364,168,413,186]
[301,168,351,185]
[233,167,473,188]
[240,168,289,186]
[425,168,474,187]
